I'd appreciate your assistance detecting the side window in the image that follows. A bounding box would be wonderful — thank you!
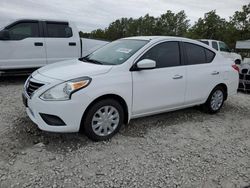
[205,49,216,63]
[139,42,181,68]
[219,42,231,52]
[212,41,218,51]
[8,22,40,40]
[46,22,73,38]
[184,43,206,65]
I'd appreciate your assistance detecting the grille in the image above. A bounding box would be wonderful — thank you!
[246,75,250,81]
[26,80,44,97]
[239,74,244,80]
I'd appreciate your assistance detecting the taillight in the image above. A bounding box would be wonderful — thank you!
[232,64,240,73]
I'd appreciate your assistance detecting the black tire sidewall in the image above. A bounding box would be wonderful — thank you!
[205,86,225,114]
[83,99,124,141]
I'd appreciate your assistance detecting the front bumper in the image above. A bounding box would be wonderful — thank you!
[23,91,92,133]
[23,74,92,133]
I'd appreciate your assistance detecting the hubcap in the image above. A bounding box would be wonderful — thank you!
[92,106,120,137]
[210,90,224,111]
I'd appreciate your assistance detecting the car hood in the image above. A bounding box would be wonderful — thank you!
[37,59,113,81]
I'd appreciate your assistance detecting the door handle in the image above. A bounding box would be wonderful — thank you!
[211,71,220,75]
[69,42,76,46]
[173,75,183,80]
[34,42,43,46]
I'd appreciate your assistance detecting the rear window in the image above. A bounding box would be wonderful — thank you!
[184,42,215,65]
[205,49,216,63]
[200,40,209,45]
[46,22,72,38]
[212,41,218,51]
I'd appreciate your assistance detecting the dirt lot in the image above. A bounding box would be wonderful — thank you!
[0,76,249,188]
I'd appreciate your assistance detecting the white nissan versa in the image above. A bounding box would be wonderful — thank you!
[23,36,239,141]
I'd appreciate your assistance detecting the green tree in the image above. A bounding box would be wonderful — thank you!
[156,10,190,36]
[187,10,227,40]
[230,3,250,40]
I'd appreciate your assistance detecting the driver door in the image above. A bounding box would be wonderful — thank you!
[0,20,46,69]
[132,41,186,116]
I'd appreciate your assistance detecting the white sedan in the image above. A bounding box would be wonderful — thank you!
[22,36,239,141]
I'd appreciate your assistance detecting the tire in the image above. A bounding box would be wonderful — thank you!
[82,99,124,141]
[203,86,225,114]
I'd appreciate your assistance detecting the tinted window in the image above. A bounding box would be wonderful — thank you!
[219,42,230,52]
[139,42,181,68]
[212,41,218,50]
[200,40,209,45]
[184,43,206,65]
[46,22,72,38]
[8,22,39,40]
[205,49,215,63]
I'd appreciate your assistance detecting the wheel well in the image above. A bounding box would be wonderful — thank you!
[215,83,228,100]
[80,94,129,132]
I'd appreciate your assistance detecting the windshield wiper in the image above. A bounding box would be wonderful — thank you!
[79,57,103,65]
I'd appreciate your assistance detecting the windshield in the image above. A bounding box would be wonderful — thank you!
[80,39,148,65]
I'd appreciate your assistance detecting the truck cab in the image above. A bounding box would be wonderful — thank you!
[0,19,81,72]
[199,39,242,65]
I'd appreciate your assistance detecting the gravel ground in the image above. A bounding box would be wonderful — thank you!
[0,76,250,188]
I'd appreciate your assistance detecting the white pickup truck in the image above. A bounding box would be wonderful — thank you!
[199,39,242,65]
[0,19,108,75]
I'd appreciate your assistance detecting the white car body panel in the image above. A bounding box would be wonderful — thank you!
[0,37,47,69]
[44,21,81,64]
[23,36,239,133]
[200,39,242,63]
[0,19,109,71]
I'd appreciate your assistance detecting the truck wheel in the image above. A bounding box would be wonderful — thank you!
[83,99,124,141]
[203,86,225,114]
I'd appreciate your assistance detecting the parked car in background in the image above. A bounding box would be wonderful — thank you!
[0,19,108,75]
[238,63,250,92]
[22,36,239,141]
[199,39,242,65]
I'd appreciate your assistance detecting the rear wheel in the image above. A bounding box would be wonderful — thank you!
[203,86,225,114]
[82,99,124,141]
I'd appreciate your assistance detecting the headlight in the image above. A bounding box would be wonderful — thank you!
[40,77,91,101]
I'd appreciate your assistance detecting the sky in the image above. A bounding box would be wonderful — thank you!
[0,0,248,32]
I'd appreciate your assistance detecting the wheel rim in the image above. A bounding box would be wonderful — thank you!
[91,106,120,137]
[210,90,224,111]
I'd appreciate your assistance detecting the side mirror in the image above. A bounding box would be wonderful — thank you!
[0,30,10,40]
[131,59,156,71]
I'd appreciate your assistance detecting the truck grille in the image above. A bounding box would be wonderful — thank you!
[26,80,44,97]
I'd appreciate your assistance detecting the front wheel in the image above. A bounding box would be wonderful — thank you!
[203,86,225,114]
[82,99,124,141]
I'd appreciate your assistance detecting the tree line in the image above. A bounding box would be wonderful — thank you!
[80,3,250,49]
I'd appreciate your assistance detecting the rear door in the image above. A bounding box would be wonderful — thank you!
[0,20,46,69]
[132,41,186,116]
[43,21,80,64]
[183,42,219,104]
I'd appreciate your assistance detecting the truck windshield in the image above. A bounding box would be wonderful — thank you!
[80,39,148,65]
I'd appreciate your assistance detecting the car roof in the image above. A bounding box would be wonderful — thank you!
[11,18,71,23]
[200,39,222,43]
[123,36,190,41]
[123,36,213,46]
